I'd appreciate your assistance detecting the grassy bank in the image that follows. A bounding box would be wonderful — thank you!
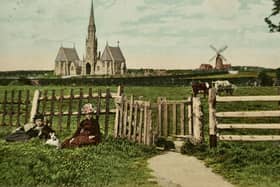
[0,127,158,187]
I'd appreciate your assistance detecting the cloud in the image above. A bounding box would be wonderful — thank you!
[203,0,240,18]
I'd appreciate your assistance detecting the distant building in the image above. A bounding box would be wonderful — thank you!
[199,64,213,71]
[54,0,126,76]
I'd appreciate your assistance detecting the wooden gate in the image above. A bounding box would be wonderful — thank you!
[114,95,203,145]
[209,88,280,148]
[114,95,153,145]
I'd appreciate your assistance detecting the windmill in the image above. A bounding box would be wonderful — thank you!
[209,45,228,70]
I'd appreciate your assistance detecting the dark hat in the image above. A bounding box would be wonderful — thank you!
[33,113,44,121]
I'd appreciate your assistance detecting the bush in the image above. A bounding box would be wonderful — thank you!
[257,71,273,86]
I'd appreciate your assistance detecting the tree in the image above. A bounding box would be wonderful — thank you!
[276,68,280,80]
[257,71,273,86]
[265,0,280,32]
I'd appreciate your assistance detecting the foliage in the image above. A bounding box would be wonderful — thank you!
[265,0,280,32]
[0,129,158,187]
[276,68,280,80]
[257,70,273,86]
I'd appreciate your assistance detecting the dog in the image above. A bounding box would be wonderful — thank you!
[36,125,55,140]
[46,132,61,149]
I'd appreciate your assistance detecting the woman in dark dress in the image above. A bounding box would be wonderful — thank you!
[61,104,101,148]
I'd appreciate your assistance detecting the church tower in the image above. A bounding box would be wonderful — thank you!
[83,0,98,75]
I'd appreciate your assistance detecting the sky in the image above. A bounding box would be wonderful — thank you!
[0,0,279,71]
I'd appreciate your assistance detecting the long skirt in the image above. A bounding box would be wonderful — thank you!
[61,135,99,148]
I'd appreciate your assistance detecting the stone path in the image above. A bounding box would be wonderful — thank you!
[148,151,234,187]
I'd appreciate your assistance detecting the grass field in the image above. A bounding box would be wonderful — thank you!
[1,85,280,186]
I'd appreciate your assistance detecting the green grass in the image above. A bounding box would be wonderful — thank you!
[1,85,280,187]
[0,126,158,187]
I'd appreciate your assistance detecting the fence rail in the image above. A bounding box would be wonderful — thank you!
[0,87,122,138]
[209,88,280,147]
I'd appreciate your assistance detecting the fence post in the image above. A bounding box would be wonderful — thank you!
[180,103,185,135]
[16,90,22,126]
[49,90,56,127]
[133,103,138,142]
[24,90,30,124]
[67,89,74,129]
[209,88,217,148]
[157,97,162,137]
[162,98,168,137]
[122,96,128,138]
[77,88,83,126]
[147,102,152,145]
[192,97,203,144]
[128,95,134,140]
[188,97,193,136]
[104,88,110,137]
[58,89,64,132]
[29,90,40,123]
[114,87,122,138]
[1,90,7,125]
[9,90,15,126]
[172,103,177,135]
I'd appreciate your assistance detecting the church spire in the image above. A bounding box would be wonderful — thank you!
[89,0,95,28]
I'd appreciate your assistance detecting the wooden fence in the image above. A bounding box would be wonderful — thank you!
[114,95,203,145]
[209,88,280,147]
[0,90,31,126]
[1,86,122,137]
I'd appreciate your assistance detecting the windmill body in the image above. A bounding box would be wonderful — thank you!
[209,45,231,70]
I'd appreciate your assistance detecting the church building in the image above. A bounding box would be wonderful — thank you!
[54,0,126,76]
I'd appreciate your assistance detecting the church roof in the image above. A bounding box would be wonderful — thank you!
[100,44,125,62]
[55,47,80,63]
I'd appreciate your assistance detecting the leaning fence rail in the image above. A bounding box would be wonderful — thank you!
[209,88,280,147]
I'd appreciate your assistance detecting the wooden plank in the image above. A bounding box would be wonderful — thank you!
[157,98,162,136]
[163,99,168,136]
[104,88,110,137]
[49,90,55,127]
[180,103,185,135]
[217,123,280,129]
[147,105,152,145]
[123,97,128,137]
[58,89,64,132]
[138,105,144,143]
[77,88,83,125]
[208,88,217,148]
[133,103,138,142]
[114,87,122,138]
[9,90,15,126]
[172,103,177,135]
[1,90,7,125]
[96,89,101,120]
[66,89,74,129]
[166,100,192,104]
[16,90,22,126]
[218,135,280,141]
[88,87,93,103]
[43,109,116,116]
[119,96,124,137]
[128,96,134,140]
[188,97,193,136]
[24,90,30,124]
[29,90,40,123]
[216,95,280,102]
[41,90,48,115]
[143,102,148,144]
[216,111,280,118]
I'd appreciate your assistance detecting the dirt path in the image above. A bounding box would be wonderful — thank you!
[148,151,234,187]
